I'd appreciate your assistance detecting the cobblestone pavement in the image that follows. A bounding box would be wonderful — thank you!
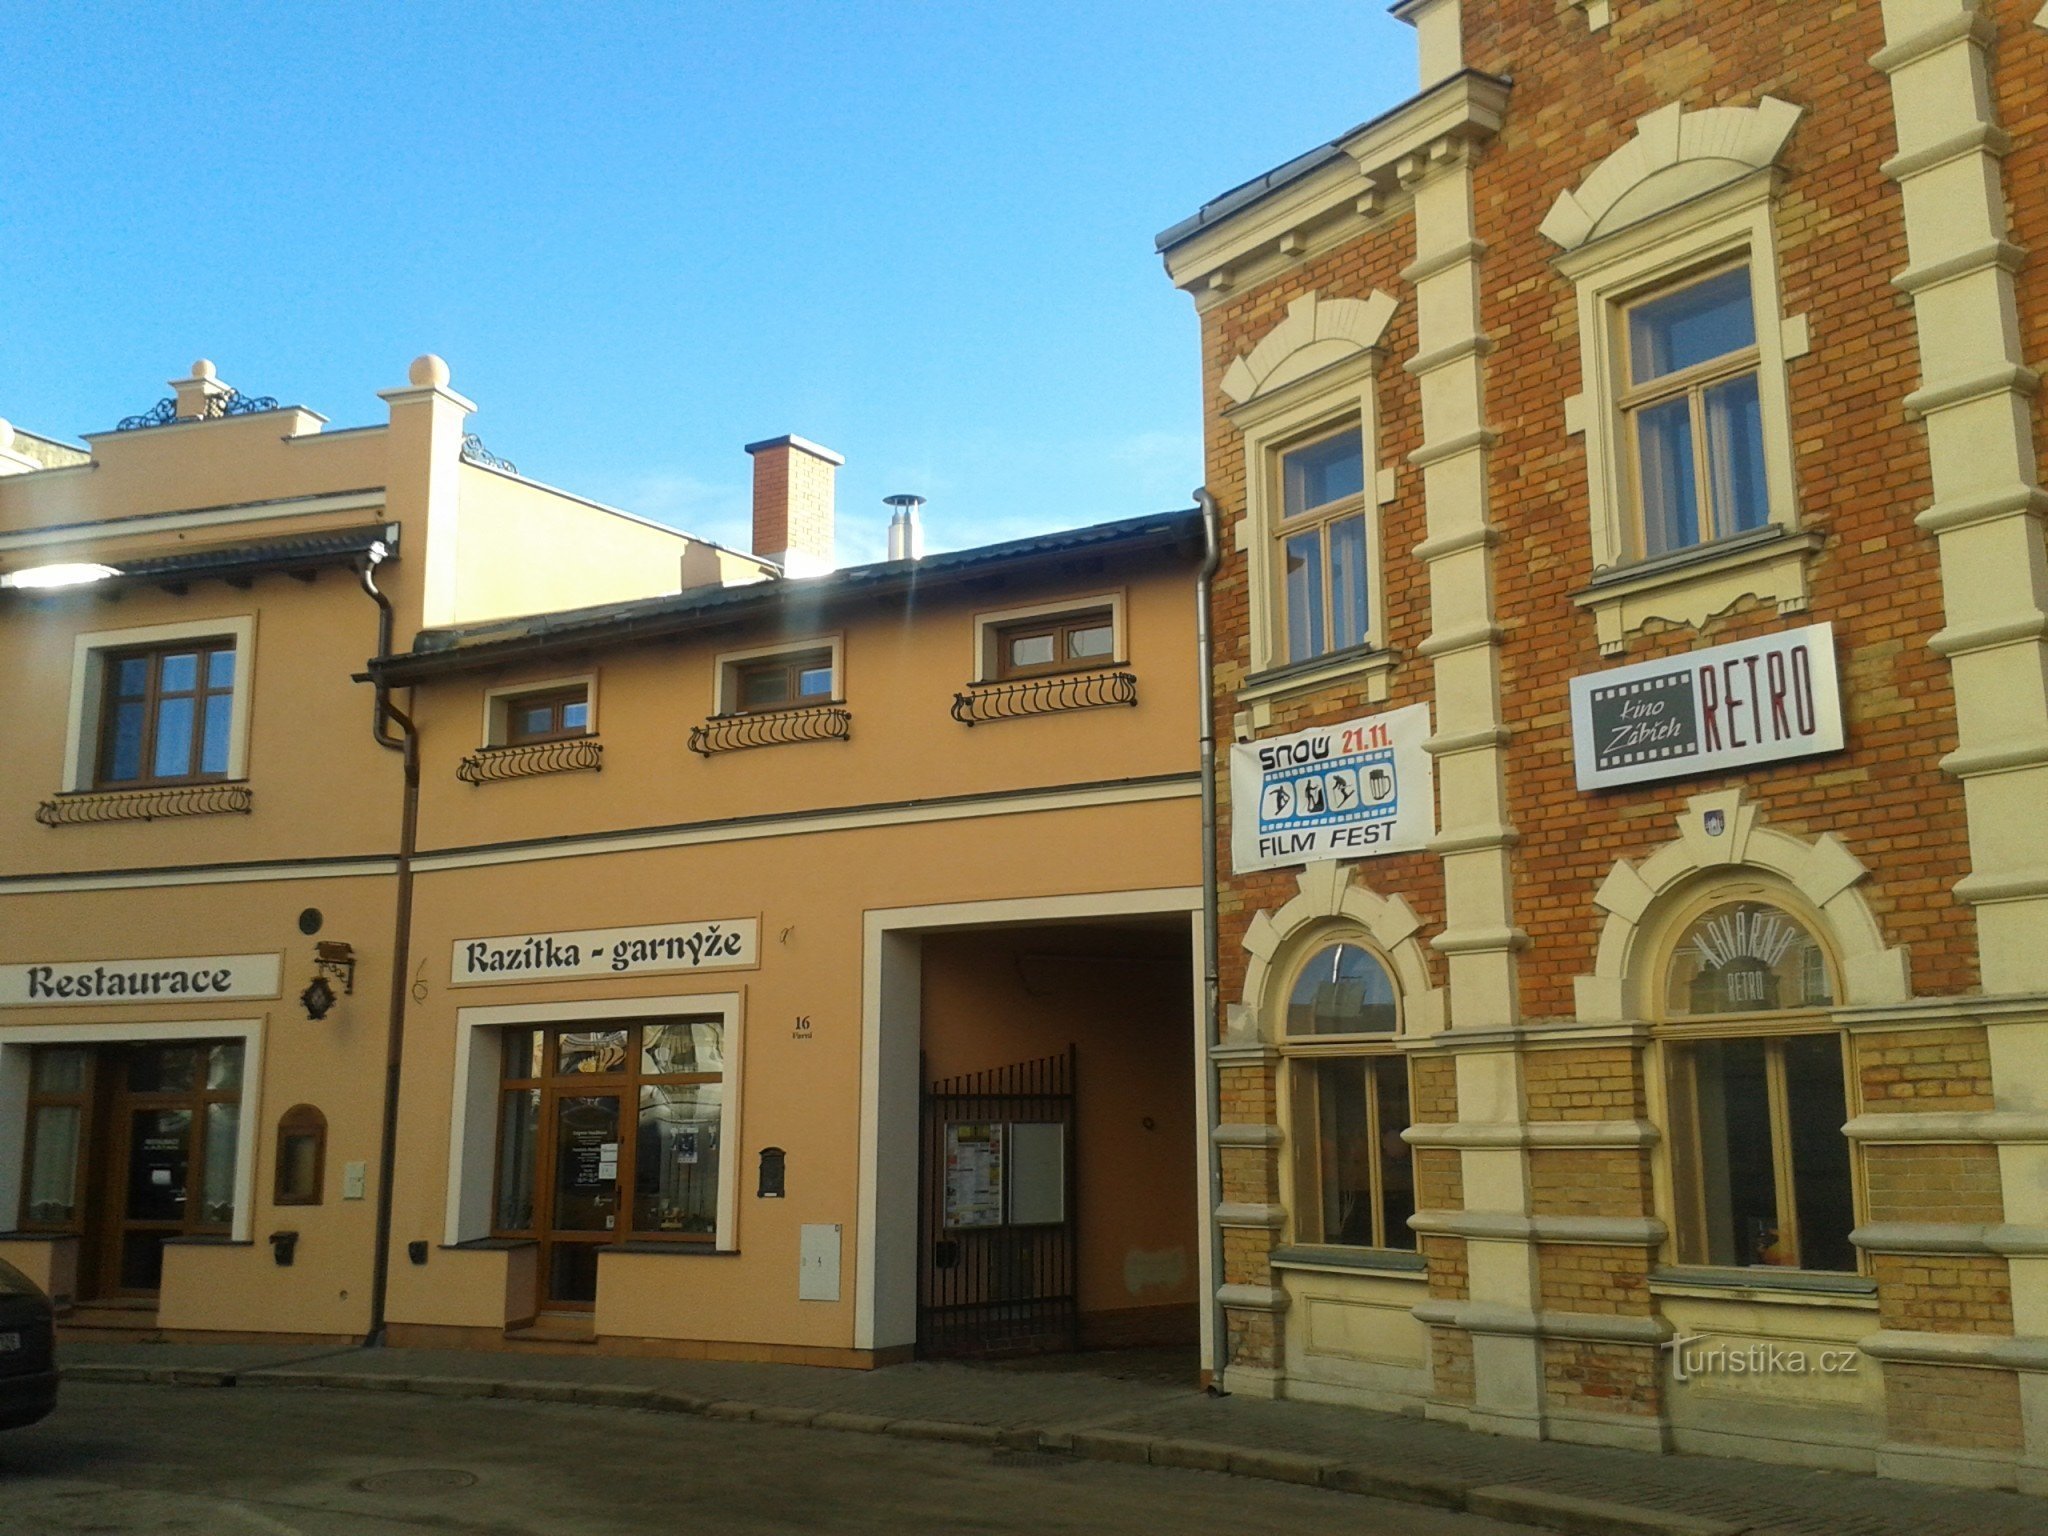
[55,1341,2048,1536]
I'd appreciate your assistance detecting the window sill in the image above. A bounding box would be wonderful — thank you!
[1270,1244,1426,1277]
[36,781,253,827]
[1571,525,1824,657]
[951,669,1139,726]
[1237,643,1395,724]
[456,737,603,785]
[602,1242,736,1257]
[688,704,851,756]
[1648,1265,1876,1307]
[444,1237,539,1251]
[162,1235,251,1247]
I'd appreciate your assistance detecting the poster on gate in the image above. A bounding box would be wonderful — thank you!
[1229,703,1435,873]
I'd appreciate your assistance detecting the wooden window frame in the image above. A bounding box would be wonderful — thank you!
[501,685,592,747]
[724,649,837,716]
[491,1021,727,1248]
[1271,422,1371,665]
[991,607,1118,681]
[93,638,238,790]
[1615,260,1765,561]
[273,1103,328,1207]
[19,1047,95,1233]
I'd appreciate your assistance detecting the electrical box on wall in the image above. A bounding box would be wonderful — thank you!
[342,1161,367,1200]
[798,1223,841,1302]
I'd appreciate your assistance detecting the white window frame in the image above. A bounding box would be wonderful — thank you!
[445,991,744,1252]
[1231,351,1390,682]
[481,672,599,749]
[1563,170,1806,578]
[970,592,1125,684]
[711,634,843,716]
[62,616,257,793]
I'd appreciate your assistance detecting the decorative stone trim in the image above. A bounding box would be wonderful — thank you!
[1851,1223,2048,1257]
[1569,0,1611,30]
[1219,291,1396,407]
[1859,1329,2048,1374]
[1404,1119,1660,1151]
[1211,1123,1284,1148]
[1214,1203,1288,1230]
[949,670,1136,726]
[1844,1111,2048,1145]
[1412,1299,1673,1346]
[1570,527,1825,657]
[1410,1212,1665,1246]
[456,739,603,785]
[1216,1283,1290,1314]
[1540,98,1803,251]
[1574,787,1911,1022]
[1240,862,1447,1036]
[687,706,851,757]
[36,783,253,826]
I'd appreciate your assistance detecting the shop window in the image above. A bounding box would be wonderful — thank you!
[1658,892,1854,1273]
[273,1105,327,1206]
[480,674,596,749]
[1282,940,1414,1251]
[20,1048,91,1229]
[718,645,838,715]
[1274,423,1370,664]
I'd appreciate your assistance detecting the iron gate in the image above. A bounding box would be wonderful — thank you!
[917,1048,1078,1357]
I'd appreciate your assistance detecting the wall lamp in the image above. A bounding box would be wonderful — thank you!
[300,941,356,1020]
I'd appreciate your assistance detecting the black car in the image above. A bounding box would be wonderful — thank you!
[0,1257,57,1430]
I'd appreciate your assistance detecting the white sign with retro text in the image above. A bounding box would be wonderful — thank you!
[450,919,758,987]
[0,953,282,1007]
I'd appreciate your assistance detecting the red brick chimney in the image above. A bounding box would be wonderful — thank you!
[744,434,842,577]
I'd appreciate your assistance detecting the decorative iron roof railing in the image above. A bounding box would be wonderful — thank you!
[115,390,281,432]
[37,783,254,826]
[459,433,517,474]
[950,669,1138,726]
[688,705,852,757]
[456,738,603,785]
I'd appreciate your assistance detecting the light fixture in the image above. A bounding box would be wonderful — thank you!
[0,562,122,590]
[300,941,356,1019]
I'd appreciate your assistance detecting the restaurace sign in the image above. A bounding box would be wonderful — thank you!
[1568,623,1844,791]
[1229,703,1435,873]
[0,953,282,1007]
[450,919,758,986]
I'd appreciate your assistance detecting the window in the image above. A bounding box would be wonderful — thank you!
[720,643,839,716]
[1619,265,1768,558]
[992,608,1116,680]
[61,617,256,794]
[94,640,236,788]
[503,685,590,745]
[21,1047,90,1229]
[1658,893,1855,1273]
[1276,424,1369,663]
[1282,940,1414,1252]
[273,1104,327,1206]
[481,674,597,749]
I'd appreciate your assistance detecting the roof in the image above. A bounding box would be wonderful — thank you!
[1,523,397,596]
[370,506,1202,684]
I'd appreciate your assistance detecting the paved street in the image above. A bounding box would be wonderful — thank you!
[0,1383,1534,1536]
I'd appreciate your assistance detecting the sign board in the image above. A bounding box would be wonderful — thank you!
[451,919,757,987]
[1006,1122,1067,1227]
[1568,623,1844,791]
[0,953,281,1007]
[1229,703,1434,874]
[942,1122,1004,1230]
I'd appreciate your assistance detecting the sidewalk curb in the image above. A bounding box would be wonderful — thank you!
[59,1363,1742,1536]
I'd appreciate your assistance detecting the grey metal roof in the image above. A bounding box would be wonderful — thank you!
[372,506,1202,683]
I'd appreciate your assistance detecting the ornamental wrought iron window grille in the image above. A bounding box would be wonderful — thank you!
[115,390,282,432]
[36,782,254,826]
[688,704,852,756]
[460,434,517,474]
[456,737,603,785]
[950,670,1138,726]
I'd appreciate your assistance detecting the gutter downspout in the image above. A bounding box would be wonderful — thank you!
[359,544,418,1349]
[1194,487,1229,1394]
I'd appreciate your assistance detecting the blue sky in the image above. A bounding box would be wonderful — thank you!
[2,3,1417,563]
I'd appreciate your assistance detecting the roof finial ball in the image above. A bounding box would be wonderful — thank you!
[409,354,451,389]
[191,360,217,381]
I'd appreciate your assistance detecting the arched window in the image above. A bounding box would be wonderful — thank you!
[1656,888,1854,1275]
[1281,939,1413,1252]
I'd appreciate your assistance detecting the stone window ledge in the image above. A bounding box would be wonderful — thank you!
[37,782,254,827]
[1235,645,1396,733]
[1572,526,1824,656]
[1648,1264,1877,1308]
[1271,1244,1426,1277]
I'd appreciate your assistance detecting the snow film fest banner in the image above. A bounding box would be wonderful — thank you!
[1229,703,1434,874]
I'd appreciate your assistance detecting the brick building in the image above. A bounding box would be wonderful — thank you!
[1160,0,2048,1491]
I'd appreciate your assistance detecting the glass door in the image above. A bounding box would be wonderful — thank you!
[546,1092,622,1307]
